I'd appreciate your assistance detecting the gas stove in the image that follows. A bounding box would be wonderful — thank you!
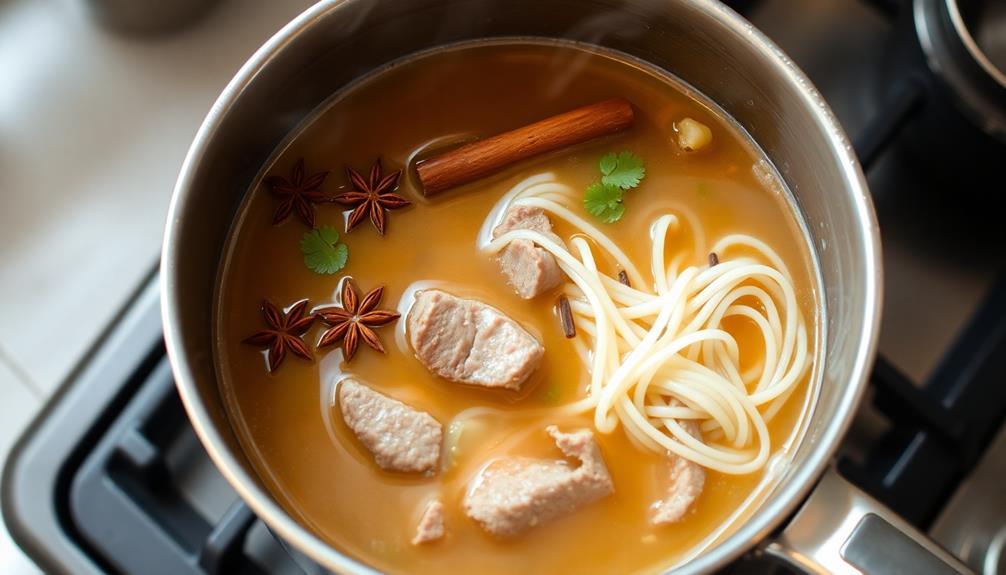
[3,0,1004,573]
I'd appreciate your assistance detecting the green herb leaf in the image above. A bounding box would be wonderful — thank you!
[599,151,645,189]
[598,153,618,177]
[300,225,348,274]
[583,182,625,223]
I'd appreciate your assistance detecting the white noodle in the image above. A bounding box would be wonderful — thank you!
[480,174,812,476]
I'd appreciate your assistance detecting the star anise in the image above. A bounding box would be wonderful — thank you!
[264,158,331,228]
[242,299,315,372]
[315,280,400,361]
[333,159,411,235]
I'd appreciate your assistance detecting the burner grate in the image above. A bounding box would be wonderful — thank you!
[69,358,276,575]
[840,273,1006,527]
[1,278,306,575]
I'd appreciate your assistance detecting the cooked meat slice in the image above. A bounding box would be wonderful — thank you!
[412,500,446,545]
[338,379,442,474]
[650,415,705,524]
[492,206,564,299]
[408,290,543,391]
[463,426,614,537]
[651,454,705,524]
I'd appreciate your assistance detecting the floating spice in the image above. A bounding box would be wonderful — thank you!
[316,280,400,361]
[264,159,331,228]
[709,252,719,267]
[557,295,576,338]
[242,299,315,372]
[617,270,631,286]
[334,159,410,235]
[417,98,635,196]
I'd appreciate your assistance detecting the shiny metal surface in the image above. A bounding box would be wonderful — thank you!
[970,1,1006,74]
[764,469,973,574]
[931,424,1006,575]
[915,0,1006,140]
[161,0,881,572]
[844,514,958,574]
[948,0,1006,87]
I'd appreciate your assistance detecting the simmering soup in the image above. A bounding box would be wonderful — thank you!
[215,40,821,574]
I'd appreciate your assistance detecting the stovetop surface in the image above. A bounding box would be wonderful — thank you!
[4,0,1005,574]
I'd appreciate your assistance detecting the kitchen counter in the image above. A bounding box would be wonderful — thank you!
[0,0,314,397]
[0,0,313,571]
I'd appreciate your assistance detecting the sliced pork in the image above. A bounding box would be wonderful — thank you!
[492,206,564,299]
[463,426,614,537]
[407,289,543,391]
[412,499,446,545]
[338,379,442,474]
[650,415,705,524]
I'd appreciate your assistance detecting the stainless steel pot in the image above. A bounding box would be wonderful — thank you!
[160,1,966,572]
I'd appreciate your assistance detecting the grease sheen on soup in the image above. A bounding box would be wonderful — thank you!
[215,41,820,575]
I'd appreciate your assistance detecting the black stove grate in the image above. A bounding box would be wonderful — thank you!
[70,357,266,575]
[1,278,310,575]
[839,272,1006,528]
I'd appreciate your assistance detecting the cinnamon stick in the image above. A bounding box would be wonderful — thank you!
[417,98,635,196]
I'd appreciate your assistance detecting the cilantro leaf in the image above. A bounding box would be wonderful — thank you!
[300,225,348,274]
[599,151,645,189]
[583,182,625,224]
[583,151,645,223]
[599,153,618,176]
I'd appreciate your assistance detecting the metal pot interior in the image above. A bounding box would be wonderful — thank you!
[161,0,881,572]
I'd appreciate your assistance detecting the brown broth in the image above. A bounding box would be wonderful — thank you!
[215,40,821,575]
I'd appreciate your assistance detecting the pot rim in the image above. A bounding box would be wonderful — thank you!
[161,1,882,572]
